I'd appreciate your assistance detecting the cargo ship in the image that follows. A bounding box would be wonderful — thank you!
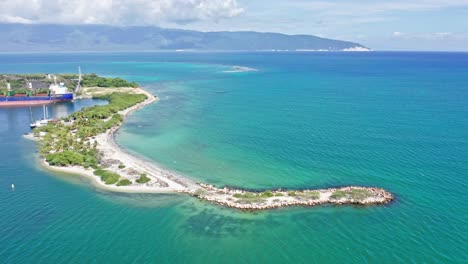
[0,76,74,106]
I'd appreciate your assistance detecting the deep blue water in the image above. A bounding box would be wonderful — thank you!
[0,52,467,263]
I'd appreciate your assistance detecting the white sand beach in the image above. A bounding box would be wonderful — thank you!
[39,88,199,194]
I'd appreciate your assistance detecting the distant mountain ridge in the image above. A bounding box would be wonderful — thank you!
[0,23,369,52]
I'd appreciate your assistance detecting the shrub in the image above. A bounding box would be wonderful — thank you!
[260,191,274,198]
[82,74,139,88]
[136,173,151,184]
[93,169,120,185]
[46,150,84,167]
[117,179,132,186]
[118,164,126,169]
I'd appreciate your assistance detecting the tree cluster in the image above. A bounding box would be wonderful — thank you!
[35,92,148,185]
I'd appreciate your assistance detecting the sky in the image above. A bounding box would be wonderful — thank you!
[0,0,467,51]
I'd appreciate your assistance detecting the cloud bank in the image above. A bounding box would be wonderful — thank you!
[0,0,244,25]
[287,0,468,16]
[392,31,468,41]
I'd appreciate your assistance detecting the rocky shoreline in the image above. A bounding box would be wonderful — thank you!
[192,184,394,211]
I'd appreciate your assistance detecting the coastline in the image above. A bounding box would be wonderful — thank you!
[41,87,198,194]
[27,86,394,210]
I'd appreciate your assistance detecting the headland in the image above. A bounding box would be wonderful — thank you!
[25,74,394,211]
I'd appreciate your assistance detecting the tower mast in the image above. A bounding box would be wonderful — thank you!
[75,66,82,93]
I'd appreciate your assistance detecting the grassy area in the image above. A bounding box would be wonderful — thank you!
[232,191,278,203]
[349,189,372,199]
[330,189,371,200]
[233,192,266,203]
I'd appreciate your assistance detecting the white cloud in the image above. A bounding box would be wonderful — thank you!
[287,0,468,16]
[0,0,244,25]
[1,15,34,24]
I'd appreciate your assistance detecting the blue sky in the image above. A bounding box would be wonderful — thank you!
[181,0,468,51]
[1,0,467,51]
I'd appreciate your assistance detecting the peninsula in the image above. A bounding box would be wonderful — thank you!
[26,75,393,210]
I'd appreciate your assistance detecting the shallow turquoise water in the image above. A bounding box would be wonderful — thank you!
[0,52,467,263]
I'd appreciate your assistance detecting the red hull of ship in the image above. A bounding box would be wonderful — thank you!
[0,99,72,107]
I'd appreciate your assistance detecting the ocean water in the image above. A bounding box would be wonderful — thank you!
[0,52,467,263]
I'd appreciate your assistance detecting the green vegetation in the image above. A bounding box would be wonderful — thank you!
[233,192,256,199]
[57,74,78,79]
[5,73,47,80]
[93,169,120,185]
[136,173,151,184]
[82,74,138,88]
[287,191,297,196]
[34,90,148,185]
[46,150,84,167]
[232,191,278,203]
[0,73,76,92]
[260,191,274,198]
[118,164,126,169]
[330,190,347,199]
[349,189,371,199]
[117,179,132,186]
[8,79,26,89]
[330,189,371,200]
[1,73,139,97]
[233,192,264,203]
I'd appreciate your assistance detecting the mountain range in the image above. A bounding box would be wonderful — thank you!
[0,23,369,52]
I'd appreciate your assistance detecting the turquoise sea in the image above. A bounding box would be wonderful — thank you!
[0,52,467,263]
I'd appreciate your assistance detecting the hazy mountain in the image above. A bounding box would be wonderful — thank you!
[0,24,369,52]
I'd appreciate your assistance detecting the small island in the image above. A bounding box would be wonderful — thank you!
[25,74,394,211]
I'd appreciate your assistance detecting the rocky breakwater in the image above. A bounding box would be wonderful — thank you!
[193,183,394,211]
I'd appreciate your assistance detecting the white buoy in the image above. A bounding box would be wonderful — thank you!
[11,184,14,190]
